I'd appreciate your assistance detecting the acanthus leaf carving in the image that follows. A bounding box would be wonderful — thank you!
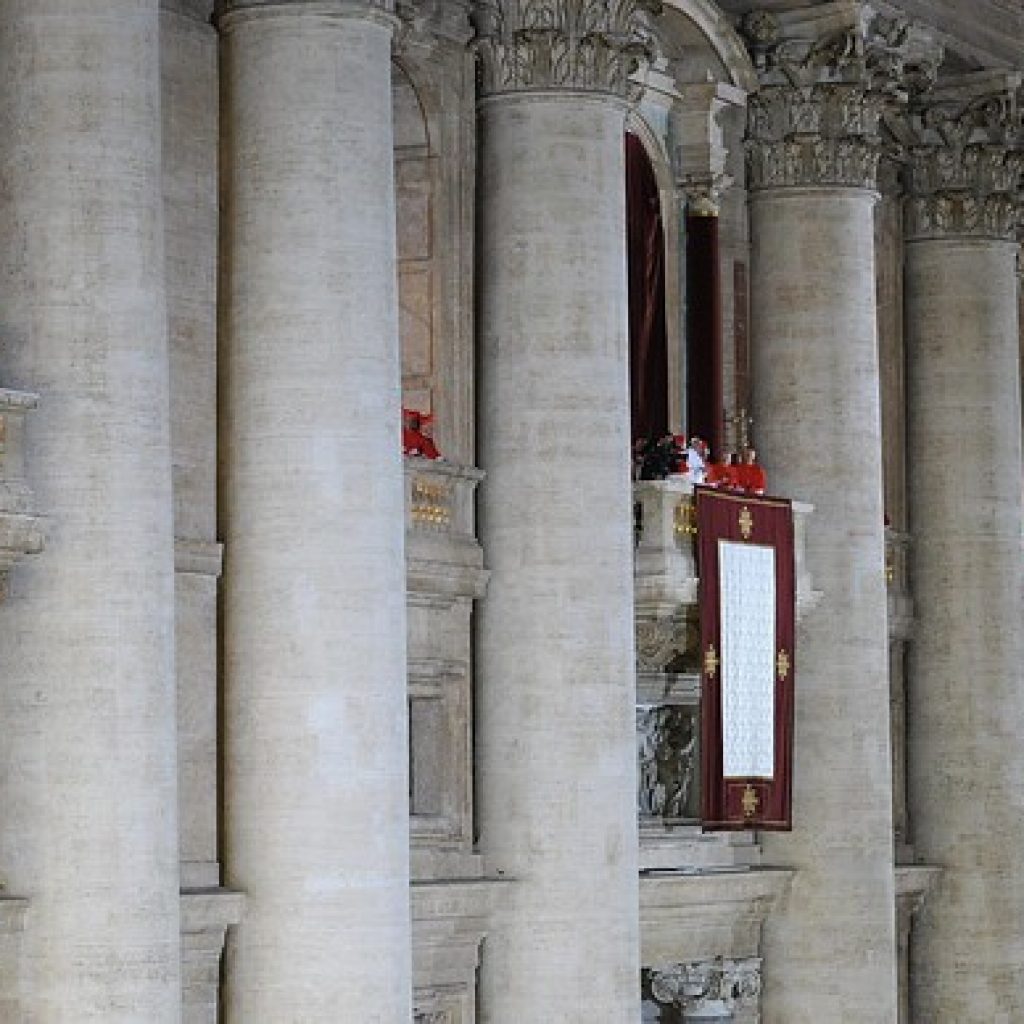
[903,74,1022,241]
[741,7,943,191]
[473,0,659,97]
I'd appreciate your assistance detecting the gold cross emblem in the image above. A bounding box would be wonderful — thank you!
[704,644,719,679]
[776,649,790,681]
[739,505,753,540]
[742,784,759,818]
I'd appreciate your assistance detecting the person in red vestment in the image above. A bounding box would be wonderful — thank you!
[738,447,767,495]
[402,408,441,460]
[707,452,739,489]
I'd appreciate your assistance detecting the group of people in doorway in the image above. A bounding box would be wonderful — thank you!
[633,433,767,496]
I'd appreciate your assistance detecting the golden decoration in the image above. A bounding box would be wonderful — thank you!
[411,478,451,529]
[776,649,790,682]
[885,556,895,586]
[738,505,753,540]
[674,498,697,538]
[742,784,759,818]
[703,644,719,679]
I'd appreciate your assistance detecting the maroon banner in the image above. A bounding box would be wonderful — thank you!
[698,488,795,830]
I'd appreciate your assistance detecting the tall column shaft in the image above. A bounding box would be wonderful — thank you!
[751,188,897,1022]
[219,3,411,1020]
[906,238,1024,1020]
[0,3,181,1018]
[475,93,641,1022]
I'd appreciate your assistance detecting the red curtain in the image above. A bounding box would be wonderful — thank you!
[625,133,668,443]
[686,211,724,458]
[697,487,796,831]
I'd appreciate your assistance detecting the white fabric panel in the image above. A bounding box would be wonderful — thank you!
[719,540,776,778]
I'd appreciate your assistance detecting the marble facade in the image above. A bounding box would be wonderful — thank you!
[0,0,1018,1021]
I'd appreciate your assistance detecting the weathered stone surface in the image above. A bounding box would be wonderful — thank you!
[0,3,182,1019]
[906,232,1024,1022]
[218,2,412,1019]
[750,186,898,1022]
[475,91,640,1021]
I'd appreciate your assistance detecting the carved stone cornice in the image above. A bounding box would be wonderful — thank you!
[473,0,659,99]
[649,957,761,1017]
[741,3,943,191]
[903,72,1023,241]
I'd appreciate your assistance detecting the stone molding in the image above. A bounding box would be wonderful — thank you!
[215,0,395,27]
[903,73,1022,241]
[649,957,761,1018]
[473,0,658,98]
[741,3,942,191]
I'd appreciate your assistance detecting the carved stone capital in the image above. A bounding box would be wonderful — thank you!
[473,0,658,99]
[903,73,1022,241]
[741,4,942,191]
[649,957,762,1017]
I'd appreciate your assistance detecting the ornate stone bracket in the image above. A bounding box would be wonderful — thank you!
[649,957,762,1019]
[902,71,1022,241]
[0,389,43,601]
[473,0,660,98]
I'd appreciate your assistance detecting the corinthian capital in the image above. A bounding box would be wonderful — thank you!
[473,0,658,98]
[741,2,942,191]
[904,72,1023,241]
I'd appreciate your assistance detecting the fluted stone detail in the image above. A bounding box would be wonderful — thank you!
[904,73,1022,240]
[743,5,942,190]
[473,0,657,97]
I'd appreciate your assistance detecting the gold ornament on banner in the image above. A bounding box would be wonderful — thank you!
[704,644,719,679]
[742,785,759,818]
[739,505,753,540]
[776,649,790,682]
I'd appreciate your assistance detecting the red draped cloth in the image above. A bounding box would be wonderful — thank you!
[697,488,795,830]
[625,133,668,443]
[686,210,724,458]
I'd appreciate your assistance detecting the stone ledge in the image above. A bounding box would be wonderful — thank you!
[641,867,793,966]
[411,878,503,990]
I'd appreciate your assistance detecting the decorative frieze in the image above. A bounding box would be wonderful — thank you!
[648,957,762,1020]
[473,0,658,98]
[903,72,1022,241]
[742,4,942,191]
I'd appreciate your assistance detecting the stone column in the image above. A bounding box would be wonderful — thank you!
[217,1,411,1020]
[740,7,938,1020]
[0,3,181,1019]
[903,73,1024,1022]
[473,3,646,1020]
